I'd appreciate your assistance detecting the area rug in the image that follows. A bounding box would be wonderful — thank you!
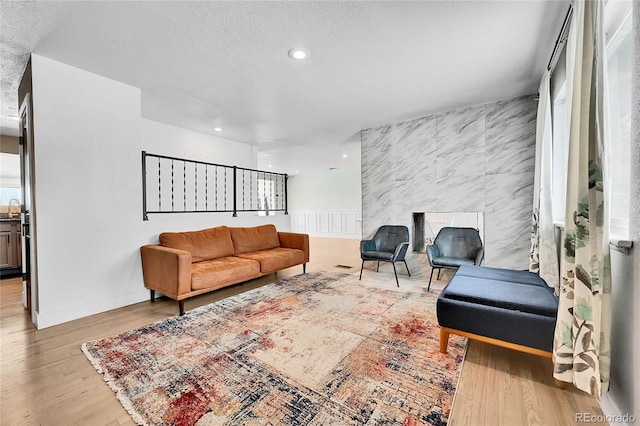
[82,270,467,426]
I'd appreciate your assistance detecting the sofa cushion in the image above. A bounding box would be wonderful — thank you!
[429,256,476,268]
[160,226,235,263]
[191,256,260,291]
[455,265,547,287]
[236,248,305,273]
[229,224,280,254]
[361,250,394,261]
[441,274,558,317]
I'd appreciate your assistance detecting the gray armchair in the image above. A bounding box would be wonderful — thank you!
[426,227,483,290]
[359,225,410,287]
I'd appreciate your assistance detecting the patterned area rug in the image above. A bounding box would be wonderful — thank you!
[82,270,466,425]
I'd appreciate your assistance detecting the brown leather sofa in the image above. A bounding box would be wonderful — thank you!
[140,224,309,315]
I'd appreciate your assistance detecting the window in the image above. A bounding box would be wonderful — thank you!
[550,2,632,238]
[0,153,21,212]
[605,3,632,238]
[257,174,285,216]
[0,188,21,205]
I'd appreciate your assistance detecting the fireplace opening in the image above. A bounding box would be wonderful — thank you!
[411,212,484,253]
[412,213,425,252]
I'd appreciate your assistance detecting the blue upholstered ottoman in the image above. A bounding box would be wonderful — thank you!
[437,265,558,357]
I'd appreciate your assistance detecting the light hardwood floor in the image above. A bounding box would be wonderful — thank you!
[0,237,605,425]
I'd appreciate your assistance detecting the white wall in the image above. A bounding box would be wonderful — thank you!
[288,167,361,211]
[604,1,640,420]
[30,54,289,328]
[632,1,640,416]
[288,166,362,239]
[607,247,636,420]
[141,119,255,168]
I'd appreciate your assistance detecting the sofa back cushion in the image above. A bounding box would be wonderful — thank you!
[229,224,280,254]
[159,226,235,263]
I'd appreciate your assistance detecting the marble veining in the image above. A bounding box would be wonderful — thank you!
[436,131,485,157]
[435,173,487,200]
[397,116,437,144]
[437,149,486,182]
[436,105,485,136]
[484,218,532,269]
[362,93,538,269]
[485,95,537,129]
[434,197,485,213]
[485,214,532,241]
[485,196,533,223]
[485,172,534,200]
[485,121,536,174]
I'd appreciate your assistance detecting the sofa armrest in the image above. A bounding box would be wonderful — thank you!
[140,245,192,300]
[360,239,376,254]
[426,244,441,265]
[393,242,410,261]
[278,232,310,263]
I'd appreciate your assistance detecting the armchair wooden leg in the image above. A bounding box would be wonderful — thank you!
[150,289,155,303]
[403,260,411,277]
[376,261,380,272]
[440,328,450,354]
[437,268,441,280]
[303,263,306,274]
[359,260,365,280]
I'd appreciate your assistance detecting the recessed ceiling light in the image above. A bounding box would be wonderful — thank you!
[214,127,224,132]
[288,47,311,60]
[342,154,348,158]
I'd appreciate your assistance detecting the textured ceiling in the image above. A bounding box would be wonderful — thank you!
[0,1,569,174]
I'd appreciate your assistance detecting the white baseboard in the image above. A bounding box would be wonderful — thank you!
[33,289,149,329]
[599,392,637,425]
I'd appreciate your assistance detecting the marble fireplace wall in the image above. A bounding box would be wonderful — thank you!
[361,95,537,269]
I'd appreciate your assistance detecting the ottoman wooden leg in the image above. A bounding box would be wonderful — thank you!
[440,328,450,354]
[554,378,567,389]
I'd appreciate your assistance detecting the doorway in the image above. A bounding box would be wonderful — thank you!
[19,94,36,322]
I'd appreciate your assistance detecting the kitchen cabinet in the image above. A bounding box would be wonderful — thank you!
[1,220,21,274]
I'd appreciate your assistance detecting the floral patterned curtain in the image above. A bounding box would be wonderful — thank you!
[553,0,612,397]
[529,70,560,294]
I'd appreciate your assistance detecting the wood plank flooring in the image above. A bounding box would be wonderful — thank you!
[0,237,605,425]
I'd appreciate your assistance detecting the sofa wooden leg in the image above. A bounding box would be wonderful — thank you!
[554,378,567,389]
[303,263,306,274]
[440,328,450,354]
[150,289,155,303]
[178,300,185,316]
